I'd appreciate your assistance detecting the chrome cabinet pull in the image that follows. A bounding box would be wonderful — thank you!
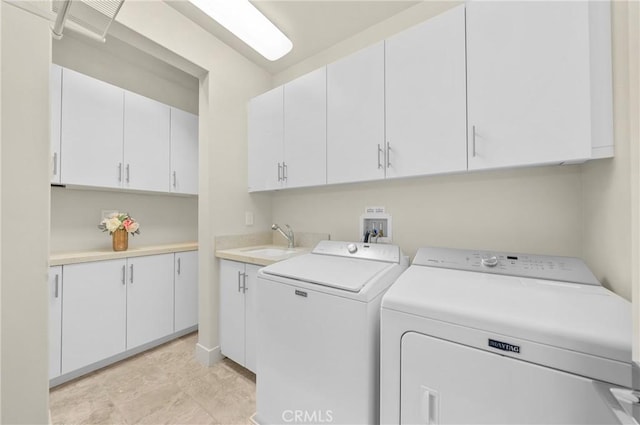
[118,163,122,182]
[377,144,383,169]
[472,125,477,158]
[54,274,59,298]
[282,162,288,181]
[386,142,391,168]
[172,171,177,188]
[242,272,248,293]
[177,257,181,275]
[121,265,126,285]
[277,163,282,182]
[237,270,242,292]
[53,153,58,176]
[130,264,134,284]
[126,164,130,183]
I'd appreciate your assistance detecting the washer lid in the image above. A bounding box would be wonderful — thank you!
[382,265,631,364]
[261,253,393,292]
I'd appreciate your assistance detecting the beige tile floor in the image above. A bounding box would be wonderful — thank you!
[50,332,256,425]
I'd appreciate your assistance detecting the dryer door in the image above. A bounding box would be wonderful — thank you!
[400,331,621,424]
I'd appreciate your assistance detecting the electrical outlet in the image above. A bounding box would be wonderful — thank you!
[245,211,254,226]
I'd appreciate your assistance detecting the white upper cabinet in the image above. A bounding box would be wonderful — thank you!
[248,86,284,192]
[170,108,199,195]
[124,92,171,192]
[385,5,467,179]
[327,42,385,184]
[50,64,62,184]
[284,67,327,188]
[466,1,613,171]
[61,67,124,188]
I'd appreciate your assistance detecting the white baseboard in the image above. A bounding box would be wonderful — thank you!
[195,342,223,366]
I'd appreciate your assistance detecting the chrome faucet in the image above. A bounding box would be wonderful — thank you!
[272,224,295,248]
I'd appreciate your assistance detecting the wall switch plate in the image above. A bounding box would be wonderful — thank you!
[245,211,254,226]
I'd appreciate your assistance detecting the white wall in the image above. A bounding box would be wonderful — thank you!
[271,1,635,299]
[114,0,273,365]
[0,3,50,422]
[51,32,200,253]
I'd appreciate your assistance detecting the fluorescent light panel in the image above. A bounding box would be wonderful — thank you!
[190,0,293,61]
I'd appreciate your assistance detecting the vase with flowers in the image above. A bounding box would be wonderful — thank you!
[98,212,141,251]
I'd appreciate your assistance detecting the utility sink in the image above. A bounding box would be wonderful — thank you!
[242,247,298,257]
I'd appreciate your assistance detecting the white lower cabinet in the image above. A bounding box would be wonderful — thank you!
[126,254,175,350]
[220,259,260,373]
[53,250,198,383]
[175,251,199,332]
[49,266,62,379]
[61,259,127,374]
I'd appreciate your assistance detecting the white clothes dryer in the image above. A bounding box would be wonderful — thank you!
[380,246,634,424]
[255,240,408,425]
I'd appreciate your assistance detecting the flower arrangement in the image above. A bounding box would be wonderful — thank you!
[98,212,140,235]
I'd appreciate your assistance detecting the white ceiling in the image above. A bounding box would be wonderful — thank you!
[166,0,419,75]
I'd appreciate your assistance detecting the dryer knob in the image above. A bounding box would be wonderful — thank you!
[481,256,498,267]
[347,243,358,254]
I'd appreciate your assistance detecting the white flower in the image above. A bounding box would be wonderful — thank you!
[105,217,122,233]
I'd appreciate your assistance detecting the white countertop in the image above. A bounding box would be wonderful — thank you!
[50,242,198,266]
[215,244,310,266]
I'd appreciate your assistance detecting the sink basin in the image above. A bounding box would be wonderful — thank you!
[242,247,297,257]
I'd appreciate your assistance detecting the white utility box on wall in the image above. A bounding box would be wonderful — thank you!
[360,206,392,243]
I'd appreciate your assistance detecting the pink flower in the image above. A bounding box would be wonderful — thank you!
[123,219,133,230]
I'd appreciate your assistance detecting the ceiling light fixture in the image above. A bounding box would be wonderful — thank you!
[189,0,293,61]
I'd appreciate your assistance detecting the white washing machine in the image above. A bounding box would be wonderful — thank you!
[255,240,408,425]
[380,246,634,424]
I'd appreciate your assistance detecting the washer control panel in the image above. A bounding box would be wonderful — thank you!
[413,246,600,286]
[312,240,401,263]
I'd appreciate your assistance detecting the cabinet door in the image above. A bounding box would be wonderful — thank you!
[49,266,62,379]
[219,260,247,366]
[60,68,124,188]
[283,67,327,189]
[385,5,467,178]
[327,42,385,184]
[50,64,62,184]
[170,108,199,195]
[126,254,175,350]
[244,263,261,373]
[248,86,284,192]
[466,1,593,170]
[61,259,126,374]
[175,251,199,332]
[124,91,171,192]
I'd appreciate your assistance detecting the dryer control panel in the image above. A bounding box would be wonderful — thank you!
[312,240,401,264]
[412,246,600,286]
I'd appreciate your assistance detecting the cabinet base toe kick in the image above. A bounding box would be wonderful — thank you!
[50,325,197,388]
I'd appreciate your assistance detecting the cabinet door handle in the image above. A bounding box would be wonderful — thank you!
[172,171,177,188]
[53,152,58,176]
[118,163,123,182]
[54,274,59,298]
[177,257,181,275]
[130,264,134,284]
[282,162,288,181]
[386,142,391,168]
[472,125,477,158]
[377,144,383,169]
[121,265,126,285]
[277,163,282,182]
[237,271,243,292]
[242,272,248,293]
[126,164,130,183]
